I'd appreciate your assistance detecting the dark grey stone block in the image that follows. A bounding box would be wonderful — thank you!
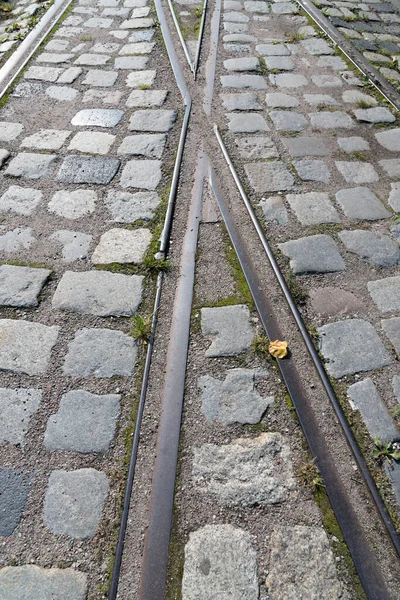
[56,155,120,184]
[0,468,30,536]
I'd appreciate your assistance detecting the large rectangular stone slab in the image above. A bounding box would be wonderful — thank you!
[0,320,59,375]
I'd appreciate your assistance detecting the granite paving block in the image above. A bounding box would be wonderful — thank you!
[382,317,400,355]
[63,328,137,378]
[236,136,278,159]
[272,2,298,13]
[389,182,400,211]
[0,319,59,375]
[221,92,262,110]
[311,74,343,87]
[5,153,57,180]
[0,468,30,535]
[45,390,120,452]
[57,66,83,83]
[0,227,36,252]
[50,230,92,261]
[318,318,391,377]
[265,92,298,107]
[83,89,122,104]
[223,22,249,33]
[380,67,400,81]
[130,7,151,17]
[335,161,379,183]
[21,129,71,150]
[368,275,400,312]
[117,134,166,158]
[293,160,330,183]
[337,136,370,152]
[223,34,256,42]
[256,43,290,55]
[57,156,120,184]
[199,368,273,425]
[260,196,288,224]
[279,234,344,274]
[71,108,124,127]
[0,185,42,216]
[227,112,268,133]
[364,51,392,63]
[105,190,160,222]
[119,159,161,189]
[224,10,249,21]
[46,86,79,101]
[192,433,295,505]
[301,37,334,54]
[37,53,74,63]
[0,565,87,600]
[120,17,153,28]
[24,66,63,81]
[119,41,154,54]
[375,128,400,151]
[82,69,118,86]
[339,230,400,267]
[91,42,120,53]
[129,109,176,132]
[0,122,23,142]
[84,16,114,26]
[12,82,44,98]
[317,55,347,69]
[74,53,111,65]
[126,69,156,87]
[269,73,308,87]
[266,526,345,600]
[309,287,365,318]
[348,378,399,442]
[245,161,294,191]
[265,56,294,70]
[0,265,51,307]
[310,111,354,129]
[114,56,148,69]
[354,107,395,123]
[303,93,338,106]
[335,187,390,220]
[91,227,151,264]
[48,189,97,219]
[224,57,259,71]
[245,0,270,11]
[68,131,115,154]
[44,469,109,538]
[283,137,330,157]
[220,74,268,88]
[182,525,258,600]
[126,89,167,107]
[52,270,143,316]
[201,304,254,356]
[379,159,400,177]
[286,192,340,224]
[0,388,41,445]
[269,110,307,131]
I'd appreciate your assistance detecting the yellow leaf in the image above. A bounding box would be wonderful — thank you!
[268,339,288,359]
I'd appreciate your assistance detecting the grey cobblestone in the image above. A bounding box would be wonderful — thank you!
[0,388,41,445]
[348,378,399,442]
[0,122,24,142]
[335,161,379,183]
[245,161,294,191]
[337,136,370,152]
[105,190,161,222]
[283,136,329,157]
[0,469,31,536]
[71,108,124,127]
[0,319,59,375]
[269,110,308,131]
[279,234,345,274]
[221,92,262,110]
[82,69,118,86]
[128,109,176,132]
[286,192,340,224]
[0,185,42,216]
[0,565,87,600]
[48,189,97,219]
[375,128,400,152]
[339,229,400,267]
[335,186,390,220]
[57,156,120,184]
[5,153,57,180]
[260,196,288,224]
[201,305,254,356]
[227,112,268,132]
[368,276,400,313]
[91,227,151,264]
[235,135,278,159]
[0,265,51,307]
[293,159,331,183]
[126,89,167,107]
[50,230,92,262]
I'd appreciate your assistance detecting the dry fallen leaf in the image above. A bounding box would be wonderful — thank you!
[269,339,288,359]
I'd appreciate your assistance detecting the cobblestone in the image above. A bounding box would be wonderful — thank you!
[105,190,160,222]
[0,388,41,445]
[0,122,24,142]
[221,92,262,110]
[50,230,92,262]
[48,189,97,219]
[0,265,51,307]
[0,565,87,600]
[220,74,268,88]
[260,196,288,224]
[82,69,118,86]
[283,136,330,157]
[0,185,42,216]
[0,320,59,375]
[337,136,370,152]
[279,234,345,274]
[335,187,390,220]
[5,153,57,180]
[348,378,399,443]
[71,108,124,127]
[227,112,268,132]
[0,468,30,536]
[310,111,354,128]
[269,110,308,131]
[294,159,331,183]
[245,161,294,191]
[368,275,400,312]
[375,128,400,152]
[382,318,400,355]
[339,230,400,268]
[201,305,254,356]
[57,156,120,184]
[21,129,71,150]
[286,192,340,224]
[126,89,167,107]
[235,136,278,159]
[128,109,176,132]
[265,92,298,107]
[91,227,151,264]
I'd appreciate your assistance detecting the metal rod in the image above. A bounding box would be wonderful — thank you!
[193,0,208,78]
[166,0,195,73]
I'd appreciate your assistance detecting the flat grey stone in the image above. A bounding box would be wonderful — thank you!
[0,185,42,216]
[283,136,330,157]
[245,161,295,192]
[379,158,400,177]
[74,53,111,66]
[224,10,249,21]
[303,93,338,106]
[279,234,344,274]
[63,328,137,378]
[342,89,378,105]
[223,34,257,42]
[45,390,120,452]
[126,69,156,87]
[71,109,123,127]
[339,230,400,267]
[199,368,273,425]
[337,136,370,152]
[310,111,354,129]
[48,189,97,219]
[220,74,268,89]
[21,129,71,151]
[286,192,340,225]
[105,190,160,222]
[235,136,278,159]
[119,41,154,54]
[45,86,79,101]
[224,57,259,71]
[119,159,162,189]
[223,22,249,33]
[192,433,295,505]
[0,566,87,600]
[294,159,331,183]
[83,89,123,104]
[318,318,391,377]
[82,69,118,86]
[117,134,166,158]
[5,153,57,180]
[126,89,167,107]
[0,319,59,375]
[37,53,74,64]
[227,112,268,133]
[129,109,176,132]
[57,66,83,84]
[311,74,343,87]
[266,526,345,600]
[91,227,151,264]
[84,16,114,26]
[12,82,43,98]
[354,107,395,123]
[224,42,250,52]
[260,196,288,224]
[221,92,261,110]
[244,0,270,10]
[24,66,63,82]
[0,468,30,535]
[269,110,308,131]
[375,128,400,151]
[256,43,290,55]
[369,276,400,312]
[265,92,298,107]
[389,182,400,211]
[309,286,365,318]
[317,55,347,69]
[0,122,24,142]
[382,317,400,355]
[57,156,120,184]
[50,230,92,262]
[0,265,50,307]
[114,56,148,69]
[348,378,399,442]
[0,227,36,252]
[265,56,294,70]
[335,187,390,220]
[68,131,115,155]
[44,469,108,538]
[120,17,153,28]
[381,67,400,82]
[269,73,308,87]
[52,270,143,316]
[301,37,334,54]
[272,2,298,13]
[385,461,400,505]
[0,388,41,445]
[182,525,258,600]
[201,305,254,356]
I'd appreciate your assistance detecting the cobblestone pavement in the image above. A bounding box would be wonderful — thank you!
[0,0,51,62]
